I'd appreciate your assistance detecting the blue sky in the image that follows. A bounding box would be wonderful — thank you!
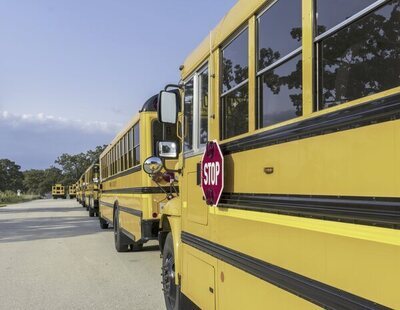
[0,0,237,170]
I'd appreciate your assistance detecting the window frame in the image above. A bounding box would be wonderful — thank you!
[198,66,209,148]
[314,0,389,110]
[220,26,250,140]
[133,122,140,166]
[183,62,209,158]
[255,0,303,129]
[220,26,249,98]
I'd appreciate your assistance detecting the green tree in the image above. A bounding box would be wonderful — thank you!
[55,145,107,183]
[39,167,63,195]
[23,169,46,195]
[0,159,24,192]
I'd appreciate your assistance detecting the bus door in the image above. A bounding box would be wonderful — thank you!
[182,65,216,309]
[183,66,210,227]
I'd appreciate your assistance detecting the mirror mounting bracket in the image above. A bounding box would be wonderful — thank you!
[164,84,183,91]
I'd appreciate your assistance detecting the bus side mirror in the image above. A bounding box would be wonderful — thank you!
[158,141,178,159]
[143,157,164,175]
[158,91,179,124]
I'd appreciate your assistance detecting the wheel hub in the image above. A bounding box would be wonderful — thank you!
[162,254,176,304]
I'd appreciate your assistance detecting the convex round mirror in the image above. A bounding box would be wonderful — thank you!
[143,157,163,175]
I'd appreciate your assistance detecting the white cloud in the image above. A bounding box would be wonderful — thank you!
[0,110,122,134]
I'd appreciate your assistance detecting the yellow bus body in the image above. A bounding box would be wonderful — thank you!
[51,184,66,199]
[99,95,178,249]
[76,174,85,205]
[84,162,100,217]
[68,184,76,199]
[157,0,400,309]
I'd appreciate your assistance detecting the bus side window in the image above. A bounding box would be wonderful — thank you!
[184,78,194,152]
[198,68,209,146]
[220,28,249,140]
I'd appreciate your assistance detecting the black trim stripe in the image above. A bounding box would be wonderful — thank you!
[99,201,142,217]
[181,232,390,310]
[221,93,400,155]
[119,205,142,217]
[100,201,113,208]
[101,186,178,195]
[219,193,400,229]
[102,165,141,182]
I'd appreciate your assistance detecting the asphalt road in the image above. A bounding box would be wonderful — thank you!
[0,199,164,310]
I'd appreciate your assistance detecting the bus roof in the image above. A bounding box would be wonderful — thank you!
[84,160,99,174]
[100,94,158,158]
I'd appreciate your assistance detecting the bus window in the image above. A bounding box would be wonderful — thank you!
[256,0,302,128]
[316,0,376,35]
[316,0,400,109]
[221,28,249,140]
[199,68,208,146]
[184,78,194,152]
[133,123,140,166]
[128,128,133,168]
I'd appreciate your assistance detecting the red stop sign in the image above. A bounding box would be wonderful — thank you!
[201,140,224,206]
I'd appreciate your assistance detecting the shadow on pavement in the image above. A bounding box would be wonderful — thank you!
[0,216,101,243]
[142,245,160,252]
[0,206,84,214]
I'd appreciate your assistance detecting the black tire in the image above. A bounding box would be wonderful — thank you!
[162,233,180,310]
[131,242,143,252]
[89,206,95,217]
[114,208,129,252]
[99,217,109,229]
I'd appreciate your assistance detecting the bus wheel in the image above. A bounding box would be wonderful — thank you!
[131,242,143,252]
[113,209,129,252]
[162,233,180,310]
[89,207,95,217]
[99,217,108,229]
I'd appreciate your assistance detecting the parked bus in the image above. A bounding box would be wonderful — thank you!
[68,184,76,199]
[145,0,400,309]
[52,184,66,199]
[99,94,179,252]
[76,174,85,206]
[84,161,100,217]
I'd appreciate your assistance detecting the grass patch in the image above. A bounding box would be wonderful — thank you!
[0,191,41,205]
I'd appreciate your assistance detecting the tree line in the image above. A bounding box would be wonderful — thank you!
[0,145,106,196]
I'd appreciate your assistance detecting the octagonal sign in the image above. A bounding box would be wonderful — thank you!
[201,140,224,206]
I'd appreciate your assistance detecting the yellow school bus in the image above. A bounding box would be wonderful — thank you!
[99,94,178,251]
[76,174,85,205]
[145,0,400,309]
[52,184,66,199]
[84,161,100,217]
[68,184,76,199]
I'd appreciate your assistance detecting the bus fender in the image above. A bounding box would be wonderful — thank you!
[161,197,181,216]
[159,197,182,251]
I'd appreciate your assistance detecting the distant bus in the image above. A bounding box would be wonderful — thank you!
[51,184,66,199]
[148,0,400,309]
[68,184,76,199]
[99,94,178,251]
[84,161,100,217]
